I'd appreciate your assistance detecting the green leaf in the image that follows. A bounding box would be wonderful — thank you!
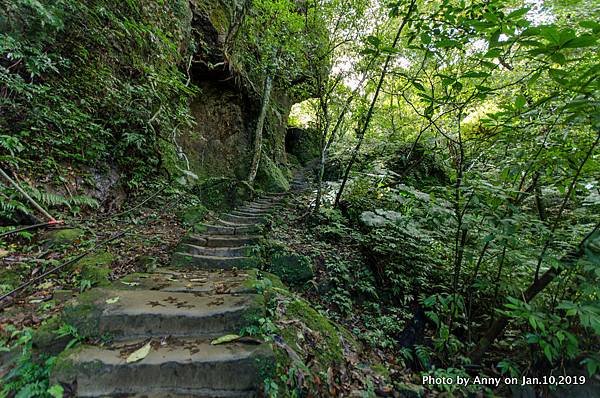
[579,20,600,33]
[515,94,526,109]
[412,81,426,91]
[48,385,64,398]
[366,35,381,47]
[550,52,566,65]
[562,35,597,49]
[436,39,460,49]
[211,334,241,345]
[420,33,431,44]
[506,8,530,20]
[462,71,490,78]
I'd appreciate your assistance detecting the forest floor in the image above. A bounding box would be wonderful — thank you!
[0,190,187,351]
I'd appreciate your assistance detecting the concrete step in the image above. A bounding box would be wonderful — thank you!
[52,339,272,397]
[183,234,260,247]
[180,243,249,258]
[215,219,259,228]
[231,209,272,217]
[172,253,257,270]
[241,201,275,208]
[97,391,256,398]
[254,198,278,204]
[118,269,254,296]
[87,289,262,339]
[220,213,265,224]
[260,192,285,198]
[197,224,260,235]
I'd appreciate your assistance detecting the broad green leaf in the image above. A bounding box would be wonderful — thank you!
[412,81,426,91]
[515,95,526,109]
[366,35,381,47]
[562,35,596,49]
[506,8,530,20]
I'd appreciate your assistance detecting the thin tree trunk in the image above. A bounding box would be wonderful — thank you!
[333,0,416,207]
[315,93,355,213]
[534,131,599,280]
[470,222,600,362]
[247,74,273,183]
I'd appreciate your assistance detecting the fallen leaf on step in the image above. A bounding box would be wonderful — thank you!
[121,281,140,287]
[105,297,120,304]
[126,342,152,363]
[189,278,207,283]
[210,334,240,345]
[0,249,8,258]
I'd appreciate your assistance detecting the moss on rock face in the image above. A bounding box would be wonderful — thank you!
[269,252,314,286]
[194,177,254,211]
[178,204,208,226]
[255,155,290,193]
[73,251,114,286]
[44,228,85,246]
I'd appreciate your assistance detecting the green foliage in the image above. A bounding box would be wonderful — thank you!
[0,0,197,184]
[0,328,64,398]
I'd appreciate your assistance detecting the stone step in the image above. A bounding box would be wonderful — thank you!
[180,243,249,258]
[52,339,272,397]
[183,234,260,247]
[197,224,259,235]
[172,253,257,269]
[237,205,275,214]
[220,213,265,224]
[81,289,261,340]
[99,391,256,398]
[254,198,279,204]
[118,270,254,296]
[231,209,272,217]
[260,192,285,198]
[215,219,259,228]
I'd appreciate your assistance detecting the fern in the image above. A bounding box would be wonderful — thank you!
[0,183,99,222]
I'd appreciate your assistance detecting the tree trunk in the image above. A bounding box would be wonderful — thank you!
[315,94,354,213]
[470,222,600,362]
[247,74,273,183]
[333,0,416,207]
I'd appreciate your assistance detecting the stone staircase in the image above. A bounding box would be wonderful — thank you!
[51,173,308,397]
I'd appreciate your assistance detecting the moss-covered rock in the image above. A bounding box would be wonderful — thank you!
[269,252,314,286]
[44,228,85,246]
[74,251,114,287]
[193,177,254,211]
[178,204,208,226]
[255,155,290,193]
[0,267,24,294]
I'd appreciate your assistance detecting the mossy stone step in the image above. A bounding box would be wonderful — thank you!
[180,243,250,258]
[70,289,262,340]
[231,209,272,217]
[171,253,258,270]
[241,201,275,208]
[215,219,260,228]
[51,339,272,397]
[197,223,260,235]
[118,269,254,296]
[220,213,265,224]
[107,392,256,398]
[183,234,260,247]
